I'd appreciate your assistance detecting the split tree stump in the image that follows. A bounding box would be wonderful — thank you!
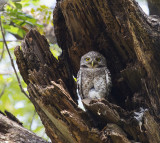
[14,0,160,142]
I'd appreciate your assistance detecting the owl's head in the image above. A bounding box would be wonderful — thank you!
[80,51,107,68]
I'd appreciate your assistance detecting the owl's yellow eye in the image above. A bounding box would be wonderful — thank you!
[96,58,101,62]
[86,58,90,61]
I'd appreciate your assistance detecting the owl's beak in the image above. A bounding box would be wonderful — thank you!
[91,61,94,67]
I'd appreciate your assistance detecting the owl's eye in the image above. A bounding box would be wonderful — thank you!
[86,58,90,61]
[96,58,101,62]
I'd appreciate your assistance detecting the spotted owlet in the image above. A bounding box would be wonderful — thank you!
[77,51,111,99]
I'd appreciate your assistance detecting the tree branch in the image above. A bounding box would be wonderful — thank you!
[0,40,22,42]
[30,110,36,130]
[0,43,5,62]
[0,113,49,143]
[0,84,6,98]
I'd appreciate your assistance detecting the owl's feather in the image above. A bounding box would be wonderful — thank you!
[77,70,82,98]
[77,51,112,100]
[105,67,112,94]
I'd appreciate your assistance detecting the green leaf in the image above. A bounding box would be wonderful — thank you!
[74,77,77,82]
[17,29,25,37]
[26,18,37,24]
[14,2,22,9]
[40,5,48,9]
[35,23,43,28]
[31,8,35,14]
[5,26,19,34]
[37,8,42,12]
[23,3,30,7]
[50,49,58,60]
[3,24,11,29]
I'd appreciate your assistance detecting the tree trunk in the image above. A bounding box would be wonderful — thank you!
[0,113,49,143]
[147,0,160,15]
[14,0,160,143]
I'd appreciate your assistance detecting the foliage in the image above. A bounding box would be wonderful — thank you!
[0,0,56,141]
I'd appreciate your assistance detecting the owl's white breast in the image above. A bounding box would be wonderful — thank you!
[80,67,108,99]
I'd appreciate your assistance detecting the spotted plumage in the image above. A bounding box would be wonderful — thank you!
[77,51,111,99]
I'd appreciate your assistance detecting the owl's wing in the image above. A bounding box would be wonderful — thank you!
[105,68,112,94]
[77,70,83,99]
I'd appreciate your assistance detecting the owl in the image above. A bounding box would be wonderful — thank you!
[77,51,111,100]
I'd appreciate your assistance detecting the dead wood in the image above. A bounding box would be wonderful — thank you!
[13,0,160,143]
[0,113,49,143]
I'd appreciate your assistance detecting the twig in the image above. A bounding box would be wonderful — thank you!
[30,110,36,130]
[0,84,6,98]
[0,16,29,99]
[0,42,5,61]
[0,40,22,42]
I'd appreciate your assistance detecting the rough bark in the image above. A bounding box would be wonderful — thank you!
[14,0,160,143]
[0,113,49,143]
[147,0,160,15]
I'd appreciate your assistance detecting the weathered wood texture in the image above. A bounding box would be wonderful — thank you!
[53,0,160,112]
[14,30,102,143]
[0,113,49,143]
[14,0,160,143]
[147,0,160,15]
